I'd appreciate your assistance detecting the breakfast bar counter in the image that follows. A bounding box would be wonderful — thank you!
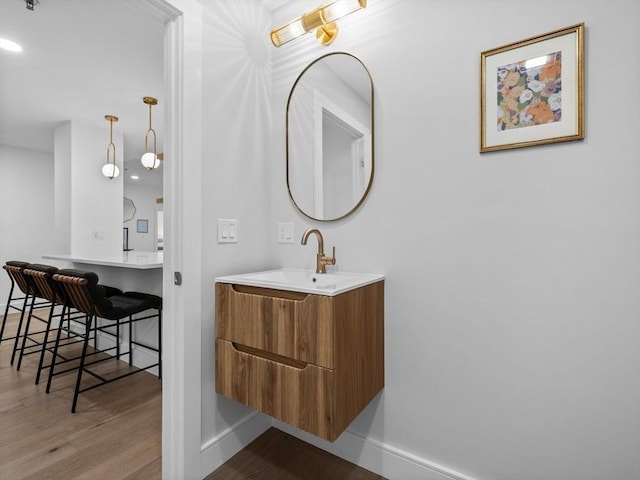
[41,252,163,297]
[42,251,163,270]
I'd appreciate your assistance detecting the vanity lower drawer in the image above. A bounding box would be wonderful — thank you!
[215,283,334,368]
[215,339,335,439]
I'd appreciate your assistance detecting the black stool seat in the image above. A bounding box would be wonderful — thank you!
[101,293,160,319]
[53,269,161,319]
[121,291,163,310]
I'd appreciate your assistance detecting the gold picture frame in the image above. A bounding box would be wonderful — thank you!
[480,23,584,153]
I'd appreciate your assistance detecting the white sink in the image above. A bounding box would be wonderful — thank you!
[215,268,384,296]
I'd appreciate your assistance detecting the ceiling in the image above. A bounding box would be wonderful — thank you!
[0,0,165,188]
[0,0,292,190]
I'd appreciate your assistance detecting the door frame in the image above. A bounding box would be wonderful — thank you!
[144,1,203,478]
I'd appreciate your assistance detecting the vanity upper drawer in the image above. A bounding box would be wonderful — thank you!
[215,283,334,368]
[215,339,336,440]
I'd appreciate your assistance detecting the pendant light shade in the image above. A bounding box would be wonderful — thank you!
[102,115,120,179]
[102,162,120,178]
[141,96,160,170]
[141,151,160,169]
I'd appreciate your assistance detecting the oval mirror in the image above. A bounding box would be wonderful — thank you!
[287,52,374,221]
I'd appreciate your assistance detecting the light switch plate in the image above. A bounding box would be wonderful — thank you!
[278,222,294,244]
[218,218,238,243]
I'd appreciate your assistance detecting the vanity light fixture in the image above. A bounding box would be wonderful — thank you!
[102,115,120,180]
[141,96,161,170]
[270,0,366,47]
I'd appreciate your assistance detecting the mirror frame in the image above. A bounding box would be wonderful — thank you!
[286,52,374,222]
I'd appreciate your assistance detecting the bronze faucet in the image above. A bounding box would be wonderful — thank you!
[301,228,336,274]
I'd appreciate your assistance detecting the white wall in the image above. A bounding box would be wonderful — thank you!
[199,0,274,455]
[267,1,640,479]
[158,1,275,477]
[0,145,54,308]
[164,1,640,479]
[54,123,71,255]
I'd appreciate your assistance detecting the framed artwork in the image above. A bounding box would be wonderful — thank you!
[137,219,149,234]
[480,23,584,152]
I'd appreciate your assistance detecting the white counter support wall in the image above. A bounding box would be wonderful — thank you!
[54,120,124,259]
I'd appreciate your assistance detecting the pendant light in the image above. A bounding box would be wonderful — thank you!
[102,115,120,179]
[141,96,160,170]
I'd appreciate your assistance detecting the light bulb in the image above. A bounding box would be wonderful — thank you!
[271,17,305,46]
[102,163,120,179]
[141,152,160,170]
[320,0,365,23]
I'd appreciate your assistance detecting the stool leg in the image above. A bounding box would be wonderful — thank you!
[13,295,34,367]
[93,317,98,350]
[0,282,16,344]
[116,318,121,359]
[158,309,162,379]
[71,313,93,413]
[46,310,69,394]
[17,296,39,370]
[35,304,59,385]
[129,315,133,365]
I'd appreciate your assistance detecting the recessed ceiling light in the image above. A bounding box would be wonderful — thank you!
[131,175,139,180]
[0,38,23,53]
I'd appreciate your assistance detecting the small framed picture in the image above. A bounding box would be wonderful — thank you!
[480,23,584,152]
[137,219,149,234]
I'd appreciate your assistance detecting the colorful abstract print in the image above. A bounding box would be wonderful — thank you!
[497,51,562,131]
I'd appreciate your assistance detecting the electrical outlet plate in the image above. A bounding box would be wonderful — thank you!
[217,219,237,243]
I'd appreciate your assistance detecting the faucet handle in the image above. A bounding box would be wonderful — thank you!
[327,246,336,265]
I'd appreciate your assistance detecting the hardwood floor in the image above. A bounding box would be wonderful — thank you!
[1,311,385,480]
[205,428,386,480]
[0,312,162,480]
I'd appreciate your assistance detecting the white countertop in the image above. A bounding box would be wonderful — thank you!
[43,252,163,270]
[216,268,384,296]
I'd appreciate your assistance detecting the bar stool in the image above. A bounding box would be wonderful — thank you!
[49,269,162,413]
[21,264,86,384]
[1,261,50,364]
[44,278,128,393]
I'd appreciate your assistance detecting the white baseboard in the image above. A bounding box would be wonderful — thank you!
[200,411,271,478]
[199,413,476,480]
[270,421,477,480]
[129,343,160,376]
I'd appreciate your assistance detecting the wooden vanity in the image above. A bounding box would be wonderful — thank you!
[215,279,384,441]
